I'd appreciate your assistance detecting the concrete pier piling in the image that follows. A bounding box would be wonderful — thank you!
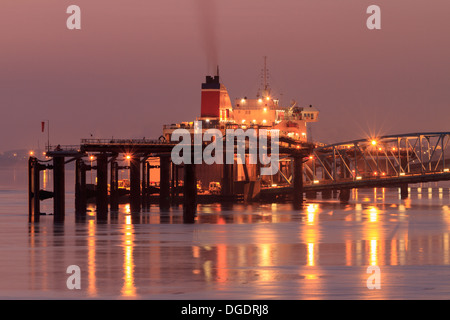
[322,189,332,200]
[28,157,41,223]
[306,191,317,199]
[292,155,304,210]
[339,189,351,203]
[159,155,171,211]
[170,162,176,206]
[96,154,108,220]
[130,155,141,213]
[141,158,148,208]
[110,160,119,212]
[53,156,65,222]
[75,158,87,218]
[183,163,197,223]
[400,184,409,199]
[145,161,153,208]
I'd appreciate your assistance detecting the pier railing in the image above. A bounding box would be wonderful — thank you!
[81,138,169,145]
[46,145,81,152]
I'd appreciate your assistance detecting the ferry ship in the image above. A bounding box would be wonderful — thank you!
[163,60,319,143]
[162,59,319,197]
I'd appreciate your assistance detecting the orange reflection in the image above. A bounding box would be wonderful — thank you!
[306,204,318,226]
[252,225,277,282]
[370,239,378,266]
[216,244,227,284]
[307,243,315,267]
[442,206,450,265]
[345,240,351,266]
[87,219,97,296]
[121,215,137,297]
[304,204,319,268]
[42,170,48,190]
[301,204,321,292]
[364,206,382,267]
[369,207,378,223]
[444,233,449,265]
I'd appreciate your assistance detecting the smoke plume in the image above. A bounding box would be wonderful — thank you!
[194,0,219,76]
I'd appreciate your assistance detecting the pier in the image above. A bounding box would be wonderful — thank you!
[28,132,450,223]
[28,137,311,223]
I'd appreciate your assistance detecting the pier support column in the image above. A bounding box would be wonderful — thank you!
[28,157,41,223]
[306,191,317,199]
[171,162,176,206]
[293,155,304,210]
[400,184,409,200]
[146,162,151,207]
[53,156,65,222]
[183,163,197,223]
[322,189,332,200]
[222,164,234,200]
[96,154,108,220]
[174,164,179,204]
[130,155,141,213]
[141,158,147,208]
[339,189,351,203]
[159,155,171,211]
[110,160,119,212]
[75,158,87,218]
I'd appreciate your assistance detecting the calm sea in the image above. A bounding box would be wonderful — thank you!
[1,165,450,299]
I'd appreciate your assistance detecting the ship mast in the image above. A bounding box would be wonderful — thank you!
[263,56,268,92]
[260,56,271,98]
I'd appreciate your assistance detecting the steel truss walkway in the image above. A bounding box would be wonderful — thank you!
[273,132,450,194]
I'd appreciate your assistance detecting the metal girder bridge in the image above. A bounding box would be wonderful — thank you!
[276,132,450,191]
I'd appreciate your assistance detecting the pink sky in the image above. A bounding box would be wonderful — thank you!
[1,0,449,152]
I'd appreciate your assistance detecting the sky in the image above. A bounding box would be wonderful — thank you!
[1,0,449,152]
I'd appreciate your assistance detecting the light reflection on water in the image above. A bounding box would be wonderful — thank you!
[2,170,450,299]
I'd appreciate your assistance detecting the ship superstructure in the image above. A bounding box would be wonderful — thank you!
[163,60,319,143]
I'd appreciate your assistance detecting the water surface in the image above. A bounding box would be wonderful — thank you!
[1,166,450,299]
